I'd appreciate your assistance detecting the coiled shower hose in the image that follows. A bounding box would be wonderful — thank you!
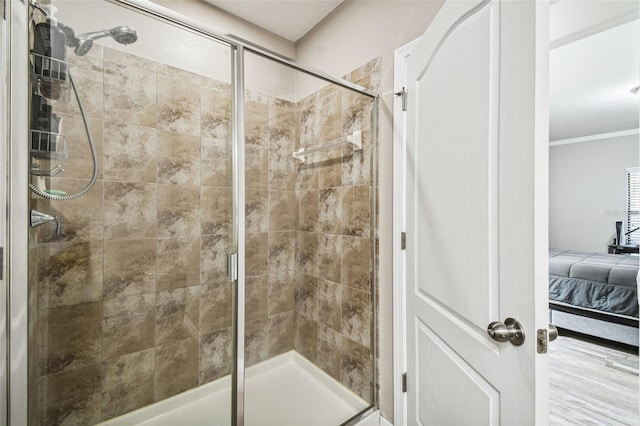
[29,69,98,201]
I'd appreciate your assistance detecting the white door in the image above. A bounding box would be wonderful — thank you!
[405,0,549,424]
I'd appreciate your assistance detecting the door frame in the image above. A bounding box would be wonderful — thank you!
[392,37,418,426]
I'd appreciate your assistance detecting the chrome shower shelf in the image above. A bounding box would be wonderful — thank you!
[30,52,70,101]
[30,130,69,161]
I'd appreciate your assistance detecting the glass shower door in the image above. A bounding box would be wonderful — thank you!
[27,1,236,424]
[242,51,377,425]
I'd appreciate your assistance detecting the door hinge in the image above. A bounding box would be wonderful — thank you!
[536,328,548,354]
[395,87,407,111]
[226,252,238,281]
[402,372,407,393]
[0,247,3,280]
[400,232,407,250]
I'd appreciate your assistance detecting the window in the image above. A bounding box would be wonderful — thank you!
[626,167,640,246]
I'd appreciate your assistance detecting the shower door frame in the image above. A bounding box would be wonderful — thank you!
[6,0,380,424]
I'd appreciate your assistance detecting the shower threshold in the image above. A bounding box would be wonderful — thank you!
[100,351,369,426]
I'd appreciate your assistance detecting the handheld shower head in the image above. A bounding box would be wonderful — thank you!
[74,26,138,56]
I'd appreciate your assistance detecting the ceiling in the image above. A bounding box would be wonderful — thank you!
[204,0,344,42]
[549,19,639,142]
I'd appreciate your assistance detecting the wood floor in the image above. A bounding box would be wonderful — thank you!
[549,333,639,425]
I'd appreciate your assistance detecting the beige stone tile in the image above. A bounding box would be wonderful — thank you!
[202,137,232,187]
[157,184,201,237]
[299,232,318,277]
[315,146,342,189]
[104,61,157,127]
[298,190,318,233]
[342,286,371,348]
[245,101,269,146]
[200,328,232,384]
[38,242,103,309]
[269,148,297,190]
[342,185,371,237]
[37,363,101,426]
[201,186,232,236]
[268,231,297,272]
[318,325,342,381]
[246,232,268,277]
[318,279,341,332]
[318,188,342,234]
[342,141,372,186]
[298,93,318,148]
[200,234,231,284]
[104,182,157,240]
[269,191,298,232]
[268,270,295,316]
[201,83,232,140]
[269,105,297,151]
[318,233,341,283]
[268,311,294,357]
[349,57,381,91]
[37,302,101,376]
[245,318,268,367]
[104,121,157,183]
[246,189,268,234]
[158,130,201,185]
[246,145,268,190]
[342,90,373,136]
[157,288,199,346]
[155,338,199,401]
[295,274,318,321]
[246,275,268,322]
[34,179,103,243]
[318,86,342,144]
[342,236,371,292]
[51,45,103,119]
[157,237,201,291]
[55,113,104,180]
[296,160,318,191]
[102,349,155,420]
[103,239,156,299]
[104,47,156,71]
[294,313,317,363]
[157,63,202,82]
[103,293,156,360]
[157,74,201,136]
[341,337,373,403]
[199,282,232,334]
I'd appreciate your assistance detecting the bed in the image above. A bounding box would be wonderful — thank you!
[548,249,639,346]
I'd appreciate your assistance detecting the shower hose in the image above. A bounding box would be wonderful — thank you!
[29,69,98,201]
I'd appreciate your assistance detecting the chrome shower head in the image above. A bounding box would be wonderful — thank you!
[74,26,138,56]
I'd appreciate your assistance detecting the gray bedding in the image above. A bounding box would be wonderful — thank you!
[549,249,639,318]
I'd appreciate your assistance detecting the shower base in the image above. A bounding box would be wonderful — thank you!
[101,351,369,425]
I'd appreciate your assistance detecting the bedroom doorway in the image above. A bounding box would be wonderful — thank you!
[547,1,640,424]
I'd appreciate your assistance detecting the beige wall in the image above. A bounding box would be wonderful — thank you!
[295,0,444,420]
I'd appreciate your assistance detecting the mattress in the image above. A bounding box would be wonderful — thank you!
[549,249,639,318]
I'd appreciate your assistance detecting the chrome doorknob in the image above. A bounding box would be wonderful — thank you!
[548,324,558,342]
[487,318,525,346]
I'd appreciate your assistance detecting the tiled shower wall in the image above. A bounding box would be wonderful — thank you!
[29,43,379,424]
[294,58,379,402]
[31,45,240,424]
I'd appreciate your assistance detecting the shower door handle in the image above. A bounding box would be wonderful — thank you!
[226,252,238,281]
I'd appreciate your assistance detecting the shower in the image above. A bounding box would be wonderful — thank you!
[66,26,138,56]
[15,1,378,425]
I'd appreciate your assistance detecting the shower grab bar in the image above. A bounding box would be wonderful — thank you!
[293,130,362,164]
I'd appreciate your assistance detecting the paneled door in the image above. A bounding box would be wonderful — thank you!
[405,0,549,424]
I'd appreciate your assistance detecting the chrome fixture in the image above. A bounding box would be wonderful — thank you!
[30,209,61,235]
[293,130,362,164]
[487,317,525,346]
[73,26,138,56]
[31,163,64,177]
